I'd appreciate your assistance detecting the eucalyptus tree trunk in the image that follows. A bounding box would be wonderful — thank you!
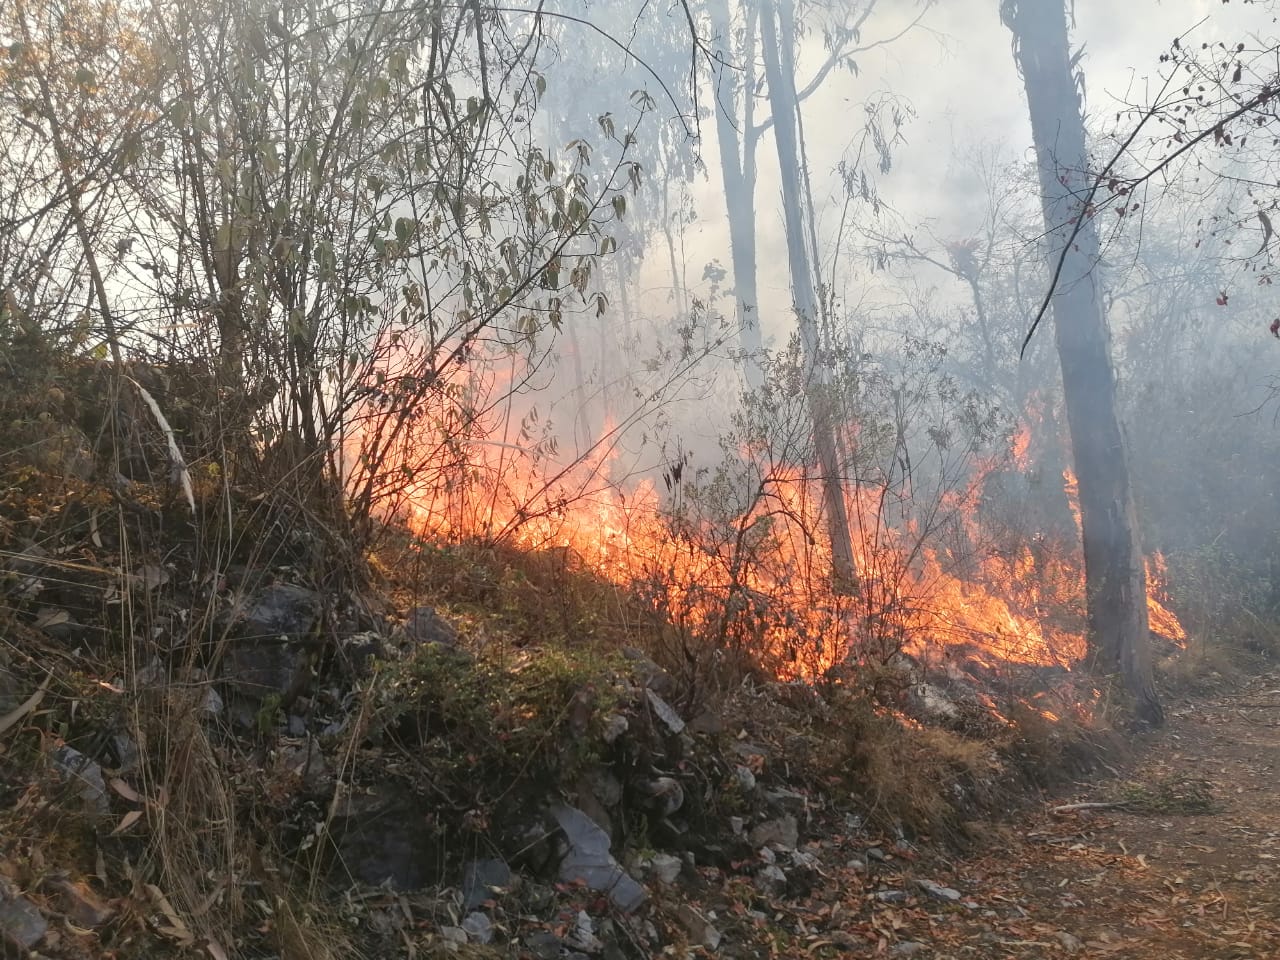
[759,0,859,596]
[709,0,765,392]
[1003,0,1162,725]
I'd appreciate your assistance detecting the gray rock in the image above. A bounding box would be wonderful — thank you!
[404,606,458,646]
[524,931,564,960]
[754,864,788,897]
[731,740,770,761]
[462,912,493,944]
[0,889,47,955]
[907,682,960,723]
[729,816,745,836]
[552,804,646,912]
[462,858,512,911]
[645,688,685,734]
[748,815,798,851]
[203,686,225,716]
[1055,931,1083,954]
[220,585,319,701]
[601,713,629,744]
[568,910,603,953]
[110,732,139,773]
[913,879,961,902]
[223,639,308,703]
[734,765,757,793]
[242,584,322,639]
[763,786,808,814]
[621,648,674,695]
[866,846,888,863]
[333,784,441,889]
[677,904,721,951]
[649,853,682,884]
[890,942,927,957]
[439,925,467,945]
[875,890,911,903]
[51,745,109,815]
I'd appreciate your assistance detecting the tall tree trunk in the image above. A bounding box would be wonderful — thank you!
[760,0,859,596]
[710,0,765,392]
[661,179,689,320]
[1003,0,1162,725]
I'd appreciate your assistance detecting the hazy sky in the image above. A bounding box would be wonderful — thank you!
[659,0,1275,341]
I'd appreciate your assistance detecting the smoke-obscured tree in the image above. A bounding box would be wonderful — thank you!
[864,146,1077,537]
[757,0,858,593]
[527,0,702,452]
[1002,0,1162,725]
[701,0,928,597]
[706,0,926,392]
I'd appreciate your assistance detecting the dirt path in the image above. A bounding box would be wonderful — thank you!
[721,673,1280,959]
[870,672,1280,958]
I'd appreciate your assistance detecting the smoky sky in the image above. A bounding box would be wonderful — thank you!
[644,0,1272,346]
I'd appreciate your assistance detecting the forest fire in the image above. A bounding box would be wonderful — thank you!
[397,388,1187,680]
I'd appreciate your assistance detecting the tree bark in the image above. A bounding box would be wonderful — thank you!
[1003,0,1162,725]
[760,0,859,597]
[710,0,765,392]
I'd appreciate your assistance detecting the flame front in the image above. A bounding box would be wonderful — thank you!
[379,371,1184,677]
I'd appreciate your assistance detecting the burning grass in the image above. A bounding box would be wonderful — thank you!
[387,405,1187,693]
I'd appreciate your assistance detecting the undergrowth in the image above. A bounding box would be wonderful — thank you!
[0,351,1235,960]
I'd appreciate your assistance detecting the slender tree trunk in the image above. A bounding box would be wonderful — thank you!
[710,0,765,391]
[660,180,688,319]
[760,0,858,596]
[1003,0,1162,725]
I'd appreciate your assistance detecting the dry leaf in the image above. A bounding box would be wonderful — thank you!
[146,884,194,945]
[112,809,144,835]
[34,607,70,630]
[0,672,51,737]
[109,778,143,803]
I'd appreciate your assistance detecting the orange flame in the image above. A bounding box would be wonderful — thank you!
[374,359,1184,678]
[1061,468,1185,646]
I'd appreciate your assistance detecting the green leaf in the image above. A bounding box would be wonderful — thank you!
[394,217,414,245]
